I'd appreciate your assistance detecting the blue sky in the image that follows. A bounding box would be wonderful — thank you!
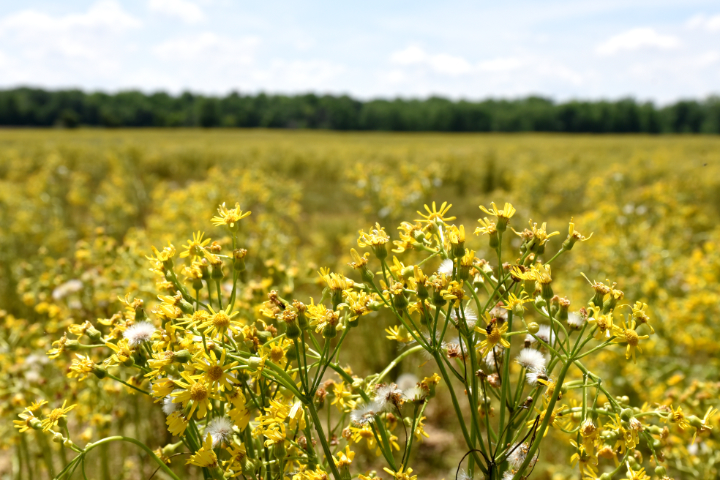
[0,1,719,103]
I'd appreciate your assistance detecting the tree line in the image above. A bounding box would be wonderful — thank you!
[1,87,719,133]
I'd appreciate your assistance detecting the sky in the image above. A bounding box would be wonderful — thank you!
[0,0,719,103]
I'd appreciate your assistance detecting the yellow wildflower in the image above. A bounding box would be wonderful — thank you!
[186,434,218,468]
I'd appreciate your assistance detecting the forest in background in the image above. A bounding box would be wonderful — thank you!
[1,87,719,133]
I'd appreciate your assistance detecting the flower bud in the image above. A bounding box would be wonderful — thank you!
[233,249,247,272]
[65,340,81,352]
[655,466,667,476]
[173,350,193,363]
[92,365,107,379]
[256,331,272,344]
[527,322,540,334]
[274,440,286,460]
[211,262,224,280]
[322,323,338,339]
[286,321,301,339]
[86,325,102,342]
[620,408,634,422]
[393,292,408,310]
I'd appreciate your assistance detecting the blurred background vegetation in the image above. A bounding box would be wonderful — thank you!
[1,129,720,479]
[1,88,720,132]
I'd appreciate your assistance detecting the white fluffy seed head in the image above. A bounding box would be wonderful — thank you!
[162,395,179,415]
[123,321,156,346]
[507,443,529,469]
[567,312,586,329]
[451,306,478,328]
[206,417,234,446]
[457,469,473,480]
[525,369,548,386]
[483,346,504,371]
[515,348,547,371]
[437,259,454,276]
[350,403,377,425]
[396,373,419,392]
[404,386,427,403]
[374,384,404,411]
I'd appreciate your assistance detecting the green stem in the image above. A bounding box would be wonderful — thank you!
[306,404,342,480]
[83,436,180,480]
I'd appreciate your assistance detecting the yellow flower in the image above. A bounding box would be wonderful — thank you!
[228,390,252,430]
[621,464,650,480]
[223,443,247,477]
[192,348,239,392]
[166,411,189,436]
[475,314,510,357]
[474,217,497,236]
[386,325,414,343]
[171,372,220,419]
[479,202,516,221]
[357,223,390,247]
[689,406,717,444]
[588,311,614,340]
[331,382,356,412]
[180,231,211,260]
[383,465,418,480]
[198,305,243,339]
[211,202,251,229]
[441,280,465,307]
[335,445,355,468]
[306,299,340,334]
[67,354,97,381]
[630,301,654,333]
[186,434,218,468]
[503,292,532,313]
[566,219,593,243]
[106,338,133,366]
[612,319,649,362]
[415,201,456,226]
[14,410,39,433]
[41,400,76,432]
[348,248,370,269]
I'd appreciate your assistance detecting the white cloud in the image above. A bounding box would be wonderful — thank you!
[685,14,720,32]
[153,32,258,63]
[390,46,428,66]
[390,46,472,75]
[596,28,679,56]
[0,1,141,81]
[148,0,205,25]
[478,58,523,72]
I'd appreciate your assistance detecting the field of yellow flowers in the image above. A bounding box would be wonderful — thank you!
[1,129,719,480]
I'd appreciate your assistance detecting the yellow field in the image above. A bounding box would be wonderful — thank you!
[2,130,719,479]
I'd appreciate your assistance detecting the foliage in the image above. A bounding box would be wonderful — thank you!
[1,131,719,480]
[2,88,720,132]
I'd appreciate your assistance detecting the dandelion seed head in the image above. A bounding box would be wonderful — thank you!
[350,403,377,425]
[437,259,454,276]
[525,369,548,386]
[162,395,179,415]
[567,312,586,329]
[515,348,546,371]
[123,321,156,346]
[206,417,234,446]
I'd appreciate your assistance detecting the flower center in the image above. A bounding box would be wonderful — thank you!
[488,327,501,343]
[48,409,62,422]
[270,346,284,363]
[625,329,639,346]
[212,312,230,329]
[190,382,208,402]
[206,365,224,381]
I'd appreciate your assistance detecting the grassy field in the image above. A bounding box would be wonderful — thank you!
[1,130,719,479]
